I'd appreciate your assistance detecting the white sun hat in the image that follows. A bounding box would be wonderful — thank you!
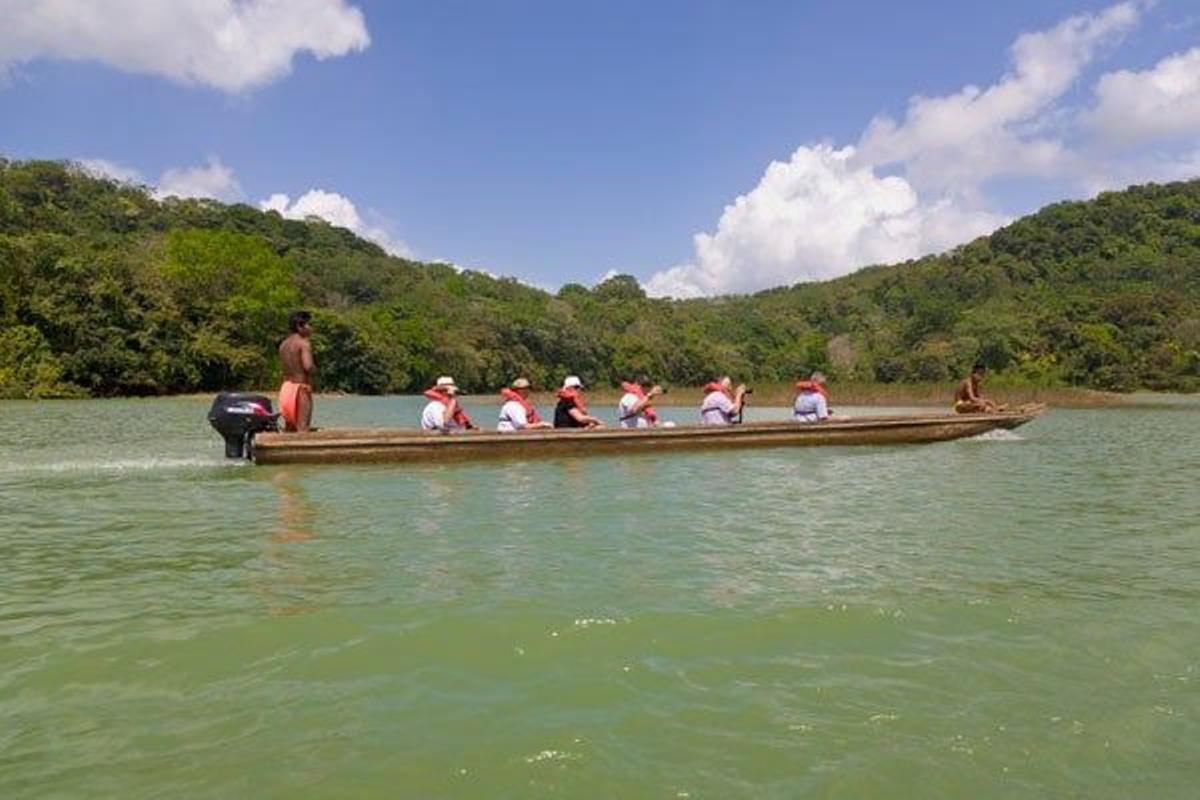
[562,375,584,389]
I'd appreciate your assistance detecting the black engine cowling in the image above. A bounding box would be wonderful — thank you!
[208,393,279,459]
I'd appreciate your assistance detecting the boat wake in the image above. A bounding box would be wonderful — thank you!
[0,457,244,477]
[967,429,1025,442]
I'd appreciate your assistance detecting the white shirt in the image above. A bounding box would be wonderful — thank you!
[497,400,529,432]
[793,392,829,423]
[617,392,651,428]
[700,390,736,425]
[421,399,460,431]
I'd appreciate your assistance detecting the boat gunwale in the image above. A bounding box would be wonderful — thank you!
[252,408,1045,455]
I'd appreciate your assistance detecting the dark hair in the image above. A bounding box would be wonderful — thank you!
[288,310,312,333]
[972,361,986,373]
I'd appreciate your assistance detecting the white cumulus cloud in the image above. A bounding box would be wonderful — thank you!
[645,2,1145,298]
[594,269,625,285]
[856,1,1138,195]
[156,156,241,201]
[77,158,145,184]
[0,0,369,92]
[644,146,1006,298]
[1085,46,1200,145]
[79,159,412,256]
[78,155,241,200]
[261,189,411,257]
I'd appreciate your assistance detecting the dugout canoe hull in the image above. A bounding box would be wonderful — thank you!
[250,406,1045,465]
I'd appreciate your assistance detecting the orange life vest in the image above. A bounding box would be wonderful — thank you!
[499,387,541,424]
[620,381,658,423]
[555,387,587,413]
[795,380,828,399]
[423,388,473,428]
[702,381,732,398]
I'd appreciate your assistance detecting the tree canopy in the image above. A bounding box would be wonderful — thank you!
[1,157,1197,398]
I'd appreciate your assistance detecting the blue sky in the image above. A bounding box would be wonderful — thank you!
[1,0,1198,295]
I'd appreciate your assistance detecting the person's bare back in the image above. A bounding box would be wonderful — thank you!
[279,333,314,385]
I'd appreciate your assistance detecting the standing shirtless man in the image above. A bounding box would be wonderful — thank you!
[278,311,315,432]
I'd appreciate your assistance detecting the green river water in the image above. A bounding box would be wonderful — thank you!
[2,396,1198,798]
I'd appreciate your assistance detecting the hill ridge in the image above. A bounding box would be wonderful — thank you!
[1,158,1197,398]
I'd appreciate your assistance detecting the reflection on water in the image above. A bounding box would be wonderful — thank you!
[244,470,321,617]
[271,469,316,543]
[414,467,462,537]
[1,395,1199,797]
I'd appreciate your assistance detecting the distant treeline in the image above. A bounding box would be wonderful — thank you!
[1,158,1198,399]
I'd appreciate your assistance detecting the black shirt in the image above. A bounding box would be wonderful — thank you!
[554,399,586,428]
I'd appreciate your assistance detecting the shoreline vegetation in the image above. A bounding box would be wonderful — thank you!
[2,159,1198,401]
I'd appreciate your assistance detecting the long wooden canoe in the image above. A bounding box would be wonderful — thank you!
[250,405,1045,464]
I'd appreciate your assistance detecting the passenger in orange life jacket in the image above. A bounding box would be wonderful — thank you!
[617,374,664,428]
[420,376,475,432]
[699,376,747,425]
[497,377,552,431]
[793,371,847,422]
[553,375,604,429]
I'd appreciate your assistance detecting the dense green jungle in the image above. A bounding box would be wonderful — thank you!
[1,158,1197,399]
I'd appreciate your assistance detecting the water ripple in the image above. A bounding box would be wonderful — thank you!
[1,396,1199,797]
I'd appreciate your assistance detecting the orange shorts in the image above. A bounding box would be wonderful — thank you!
[279,381,312,429]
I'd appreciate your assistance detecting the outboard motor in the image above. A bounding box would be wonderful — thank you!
[208,392,279,459]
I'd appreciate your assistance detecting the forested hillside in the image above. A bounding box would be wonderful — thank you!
[1,158,1198,398]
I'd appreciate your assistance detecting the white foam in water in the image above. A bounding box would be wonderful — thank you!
[967,429,1025,442]
[0,456,243,476]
